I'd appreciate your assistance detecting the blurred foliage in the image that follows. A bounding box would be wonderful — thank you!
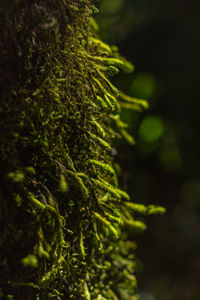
[97,0,200,299]
[138,115,164,144]
[129,73,156,100]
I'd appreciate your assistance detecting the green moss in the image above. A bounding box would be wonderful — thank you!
[21,255,39,268]
[0,1,164,299]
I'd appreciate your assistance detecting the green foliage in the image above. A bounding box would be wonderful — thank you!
[129,73,156,100]
[138,115,164,143]
[0,1,164,299]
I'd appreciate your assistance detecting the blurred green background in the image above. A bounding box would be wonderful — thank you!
[96,0,200,299]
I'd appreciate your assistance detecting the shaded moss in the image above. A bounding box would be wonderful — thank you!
[0,1,162,299]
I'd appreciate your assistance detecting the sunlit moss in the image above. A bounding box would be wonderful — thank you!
[0,1,164,299]
[21,255,38,268]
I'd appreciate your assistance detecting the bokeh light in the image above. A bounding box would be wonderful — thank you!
[138,115,164,144]
[129,73,156,99]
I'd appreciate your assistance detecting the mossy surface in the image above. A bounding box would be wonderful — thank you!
[0,1,164,299]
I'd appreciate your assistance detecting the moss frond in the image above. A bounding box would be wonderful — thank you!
[0,0,164,299]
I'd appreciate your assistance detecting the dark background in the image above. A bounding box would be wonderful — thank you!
[96,0,200,299]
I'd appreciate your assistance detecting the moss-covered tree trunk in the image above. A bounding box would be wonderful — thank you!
[0,1,164,299]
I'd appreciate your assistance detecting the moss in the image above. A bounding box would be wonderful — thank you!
[0,1,164,299]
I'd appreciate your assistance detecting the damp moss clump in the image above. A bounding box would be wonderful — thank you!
[0,1,164,299]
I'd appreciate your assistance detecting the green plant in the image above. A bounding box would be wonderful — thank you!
[0,1,165,299]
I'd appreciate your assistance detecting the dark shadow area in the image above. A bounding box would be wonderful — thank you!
[97,0,200,299]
